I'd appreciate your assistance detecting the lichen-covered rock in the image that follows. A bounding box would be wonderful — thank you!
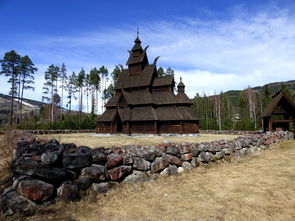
[151,157,169,173]
[160,165,178,176]
[123,153,133,165]
[123,170,150,184]
[90,182,109,194]
[165,146,181,158]
[133,157,151,171]
[81,164,109,181]
[13,158,38,176]
[192,145,200,157]
[198,152,214,163]
[177,167,185,174]
[57,181,79,201]
[180,145,192,154]
[41,151,62,166]
[92,151,107,165]
[182,162,193,171]
[181,153,192,161]
[63,153,92,169]
[213,151,224,161]
[14,176,54,202]
[191,157,199,167]
[77,146,92,153]
[223,148,232,155]
[105,153,123,169]
[108,166,132,181]
[133,147,156,161]
[0,189,37,217]
[76,176,93,190]
[165,154,182,166]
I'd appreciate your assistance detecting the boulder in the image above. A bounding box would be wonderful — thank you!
[92,152,107,165]
[13,158,38,176]
[133,147,156,161]
[151,157,169,173]
[63,153,92,169]
[133,157,151,171]
[191,157,199,167]
[105,153,123,169]
[123,170,150,184]
[177,167,185,174]
[57,181,79,201]
[213,151,224,161]
[160,165,178,176]
[0,189,37,217]
[77,146,92,153]
[165,154,182,166]
[181,153,192,161]
[122,153,133,165]
[108,166,132,181]
[198,152,214,163]
[223,148,232,155]
[90,182,109,194]
[181,145,192,154]
[165,146,181,158]
[182,162,193,171]
[14,176,54,202]
[81,164,109,181]
[76,176,93,191]
[41,151,62,166]
[191,145,200,157]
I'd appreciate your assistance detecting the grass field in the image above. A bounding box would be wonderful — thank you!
[3,139,291,221]
[36,133,238,148]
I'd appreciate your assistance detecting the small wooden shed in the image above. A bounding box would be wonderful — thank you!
[261,90,295,132]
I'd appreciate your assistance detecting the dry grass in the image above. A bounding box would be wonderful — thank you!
[36,133,238,148]
[11,139,295,221]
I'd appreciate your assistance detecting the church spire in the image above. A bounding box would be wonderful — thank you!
[178,77,185,93]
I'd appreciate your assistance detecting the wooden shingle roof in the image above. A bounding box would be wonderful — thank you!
[152,76,173,87]
[261,90,295,117]
[115,65,156,89]
[97,109,117,122]
[123,89,153,105]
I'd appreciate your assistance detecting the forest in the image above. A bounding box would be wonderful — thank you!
[1,50,295,131]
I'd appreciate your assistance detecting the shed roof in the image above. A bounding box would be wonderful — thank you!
[261,90,295,117]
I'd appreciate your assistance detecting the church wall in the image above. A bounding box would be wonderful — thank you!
[183,122,199,133]
[130,121,155,133]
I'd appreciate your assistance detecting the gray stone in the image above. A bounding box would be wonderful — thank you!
[123,153,133,165]
[92,152,107,165]
[41,151,62,165]
[191,157,199,167]
[133,157,151,171]
[166,146,181,157]
[151,157,169,173]
[165,154,182,166]
[133,147,156,161]
[198,152,214,163]
[182,162,193,171]
[0,189,37,217]
[192,146,200,157]
[213,151,224,161]
[57,181,79,201]
[63,153,92,169]
[223,148,232,155]
[81,164,109,181]
[90,182,109,194]
[160,165,178,176]
[123,170,150,184]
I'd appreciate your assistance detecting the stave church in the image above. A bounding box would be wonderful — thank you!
[96,35,199,134]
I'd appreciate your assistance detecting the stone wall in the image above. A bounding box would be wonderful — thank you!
[26,129,95,135]
[0,131,293,217]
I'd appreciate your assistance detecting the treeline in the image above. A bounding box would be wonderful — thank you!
[192,83,295,131]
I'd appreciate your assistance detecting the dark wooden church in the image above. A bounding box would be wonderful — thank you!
[261,90,295,132]
[96,36,199,134]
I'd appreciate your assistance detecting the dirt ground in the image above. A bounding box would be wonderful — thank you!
[36,133,238,148]
[7,139,293,221]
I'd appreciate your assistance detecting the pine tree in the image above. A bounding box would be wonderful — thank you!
[19,55,37,122]
[0,50,21,125]
[89,67,100,115]
[157,67,165,77]
[99,66,108,113]
[76,68,86,114]
[66,72,78,113]
[42,64,60,122]
[84,73,91,113]
[59,63,67,110]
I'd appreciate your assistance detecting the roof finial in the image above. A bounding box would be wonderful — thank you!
[137,27,139,38]
[180,77,182,81]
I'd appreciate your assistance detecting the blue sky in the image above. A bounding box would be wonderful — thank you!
[1,0,295,112]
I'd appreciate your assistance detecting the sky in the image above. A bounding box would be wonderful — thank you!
[1,0,295,113]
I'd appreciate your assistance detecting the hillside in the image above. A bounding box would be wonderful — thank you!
[0,93,45,123]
